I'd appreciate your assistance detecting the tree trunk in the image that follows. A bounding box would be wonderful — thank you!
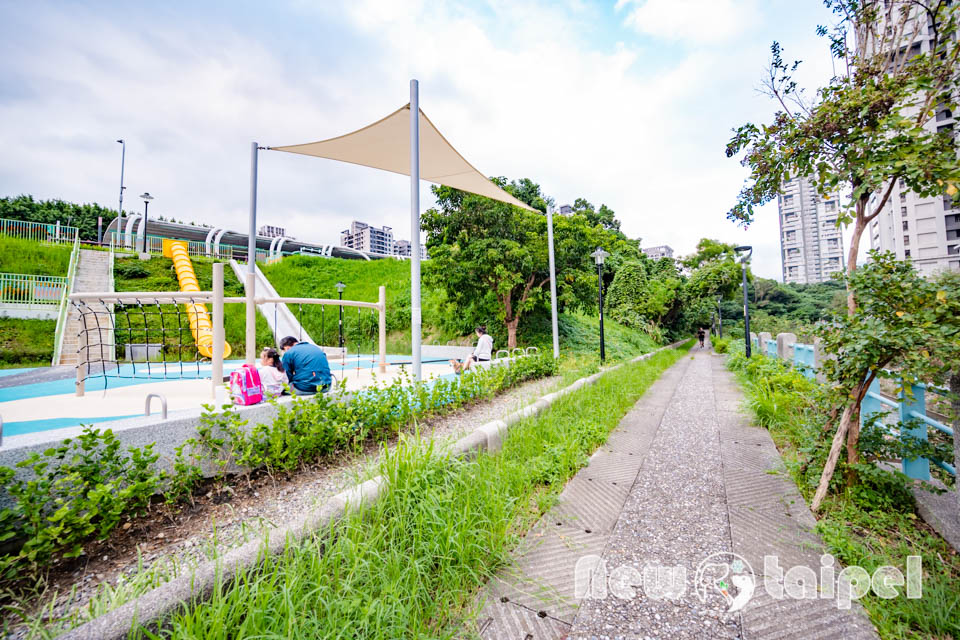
[506,319,519,349]
[845,209,866,316]
[812,402,858,512]
[845,405,862,485]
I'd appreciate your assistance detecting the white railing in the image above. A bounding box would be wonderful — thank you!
[0,217,79,245]
[0,273,67,305]
[111,232,234,259]
[51,234,81,364]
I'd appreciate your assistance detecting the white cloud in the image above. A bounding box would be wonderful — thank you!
[617,0,758,45]
[0,0,840,280]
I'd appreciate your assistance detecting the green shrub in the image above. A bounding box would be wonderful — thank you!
[114,261,150,279]
[712,337,731,353]
[0,235,72,276]
[0,317,55,365]
[0,428,162,580]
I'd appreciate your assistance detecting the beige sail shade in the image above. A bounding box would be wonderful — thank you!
[269,104,536,212]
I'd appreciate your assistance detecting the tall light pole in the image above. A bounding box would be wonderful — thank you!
[139,193,153,257]
[590,247,609,363]
[716,296,723,338]
[116,140,126,242]
[734,246,753,357]
[336,281,346,350]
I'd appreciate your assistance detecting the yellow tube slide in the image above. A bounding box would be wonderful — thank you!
[163,240,231,359]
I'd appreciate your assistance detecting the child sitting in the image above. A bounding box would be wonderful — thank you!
[258,347,289,397]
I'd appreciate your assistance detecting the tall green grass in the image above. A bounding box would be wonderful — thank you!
[0,318,55,366]
[0,236,71,276]
[137,344,690,639]
[725,345,960,639]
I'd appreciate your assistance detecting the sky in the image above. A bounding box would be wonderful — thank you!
[0,0,856,280]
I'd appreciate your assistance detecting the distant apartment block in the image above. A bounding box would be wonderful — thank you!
[258,225,285,238]
[863,3,960,274]
[642,245,674,260]
[558,204,574,215]
[393,239,428,259]
[778,177,845,284]
[340,221,394,255]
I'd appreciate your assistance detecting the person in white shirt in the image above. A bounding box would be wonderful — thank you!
[451,325,494,374]
[258,347,289,397]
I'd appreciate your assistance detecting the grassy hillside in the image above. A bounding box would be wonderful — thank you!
[113,255,272,359]
[260,255,659,360]
[0,236,72,276]
[0,318,55,367]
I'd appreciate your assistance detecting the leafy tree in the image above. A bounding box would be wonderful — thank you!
[570,198,622,233]
[811,252,960,510]
[725,0,960,314]
[495,177,553,213]
[605,261,682,330]
[422,181,623,348]
[0,195,118,242]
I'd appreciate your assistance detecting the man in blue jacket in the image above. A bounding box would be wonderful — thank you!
[279,336,332,395]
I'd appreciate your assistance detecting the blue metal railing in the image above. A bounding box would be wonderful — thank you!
[754,337,955,480]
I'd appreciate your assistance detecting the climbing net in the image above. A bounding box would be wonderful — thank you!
[71,297,206,388]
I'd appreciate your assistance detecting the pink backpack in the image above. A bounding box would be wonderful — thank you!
[229,364,263,405]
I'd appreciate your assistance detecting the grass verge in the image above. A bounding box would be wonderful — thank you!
[725,345,960,639]
[135,343,690,638]
[0,318,55,366]
[0,236,71,277]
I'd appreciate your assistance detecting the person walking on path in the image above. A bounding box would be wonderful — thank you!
[697,327,706,348]
[279,336,332,395]
[451,325,493,374]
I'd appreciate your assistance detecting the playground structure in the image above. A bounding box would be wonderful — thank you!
[71,263,388,398]
[163,239,231,359]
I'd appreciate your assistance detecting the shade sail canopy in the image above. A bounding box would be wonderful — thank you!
[269,104,536,212]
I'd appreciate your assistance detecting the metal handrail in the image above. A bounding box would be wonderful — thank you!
[525,346,540,355]
[511,347,525,357]
[494,349,510,360]
[68,291,385,311]
[0,217,79,245]
[51,234,81,365]
[145,393,168,419]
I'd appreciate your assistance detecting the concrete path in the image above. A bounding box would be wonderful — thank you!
[472,346,877,639]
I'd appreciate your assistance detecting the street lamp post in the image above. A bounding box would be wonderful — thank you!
[139,193,153,257]
[116,139,126,243]
[336,281,346,351]
[734,246,753,357]
[590,247,610,363]
[716,297,723,338]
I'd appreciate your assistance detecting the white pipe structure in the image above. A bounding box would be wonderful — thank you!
[204,227,218,257]
[546,204,560,359]
[247,142,259,366]
[410,79,422,381]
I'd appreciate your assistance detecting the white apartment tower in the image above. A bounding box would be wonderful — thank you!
[865,3,960,274]
[340,221,394,256]
[777,177,846,284]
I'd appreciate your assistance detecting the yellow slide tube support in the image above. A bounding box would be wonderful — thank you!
[164,240,231,359]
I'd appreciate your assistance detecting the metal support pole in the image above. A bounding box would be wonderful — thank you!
[597,261,606,363]
[75,324,86,397]
[546,205,560,359]
[338,291,344,349]
[246,142,259,366]
[212,262,225,398]
[742,262,751,358]
[141,200,149,254]
[117,139,125,228]
[410,79,422,381]
[378,285,387,374]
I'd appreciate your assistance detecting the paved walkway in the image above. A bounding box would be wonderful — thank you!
[472,346,877,639]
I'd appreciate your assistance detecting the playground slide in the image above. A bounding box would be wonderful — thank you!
[228,259,314,349]
[164,240,232,359]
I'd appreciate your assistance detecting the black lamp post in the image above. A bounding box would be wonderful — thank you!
[590,247,609,363]
[716,296,723,338]
[734,245,753,357]
[335,281,346,350]
[116,139,126,243]
[139,192,153,255]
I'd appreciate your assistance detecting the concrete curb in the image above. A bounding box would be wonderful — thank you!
[57,341,686,639]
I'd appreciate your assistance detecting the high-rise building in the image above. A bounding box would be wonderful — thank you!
[258,225,286,238]
[393,239,428,259]
[865,2,960,274]
[642,245,674,260]
[340,221,394,255]
[778,177,845,284]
